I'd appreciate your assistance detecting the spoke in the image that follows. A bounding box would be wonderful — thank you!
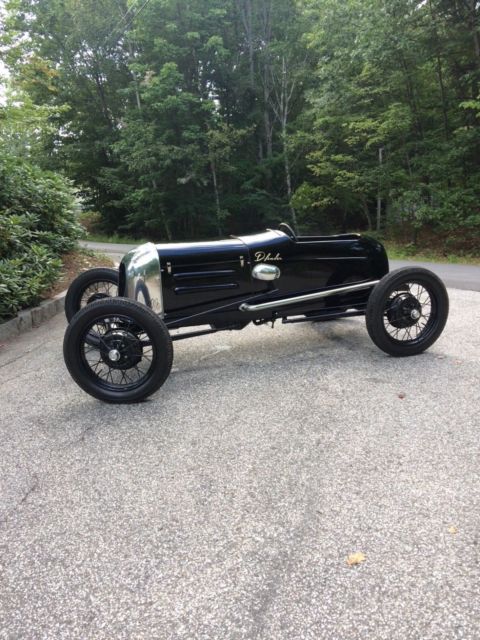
[84,346,99,355]
[81,313,157,388]
[96,367,107,381]
[382,280,438,342]
[126,369,137,384]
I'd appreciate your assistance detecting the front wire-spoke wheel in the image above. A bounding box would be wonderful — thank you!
[366,267,449,357]
[64,298,173,403]
[83,316,154,390]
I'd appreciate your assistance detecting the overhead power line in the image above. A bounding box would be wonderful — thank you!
[106,3,140,44]
[104,0,154,48]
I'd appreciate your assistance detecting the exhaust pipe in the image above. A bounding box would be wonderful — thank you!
[239,280,379,313]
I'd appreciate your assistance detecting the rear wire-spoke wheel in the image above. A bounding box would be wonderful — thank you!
[81,280,117,306]
[65,267,119,322]
[366,267,449,357]
[64,298,173,403]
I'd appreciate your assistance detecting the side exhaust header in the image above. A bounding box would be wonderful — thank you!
[239,280,379,313]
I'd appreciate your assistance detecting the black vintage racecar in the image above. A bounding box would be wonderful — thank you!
[63,223,449,403]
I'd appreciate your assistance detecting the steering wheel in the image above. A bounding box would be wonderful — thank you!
[278,222,296,240]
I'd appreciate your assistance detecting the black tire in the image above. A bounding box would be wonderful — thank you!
[366,267,449,357]
[63,297,173,403]
[65,267,119,322]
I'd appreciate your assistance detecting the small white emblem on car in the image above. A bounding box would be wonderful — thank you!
[254,251,282,262]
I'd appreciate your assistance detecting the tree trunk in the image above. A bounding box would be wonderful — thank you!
[468,0,480,67]
[239,0,255,87]
[151,178,172,241]
[210,158,223,236]
[92,64,114,130]
[399,53,424,140]
[281,129,297,230]
[125,43,170,240]
[411,224,418,246]
[376,196,382,233]
[268,56,298,230]
[263,70,273,158]
[376,147,383,232]
[127,40,142,112]
[360,194,372,231]
[261,0,273,158]
[428,0,449,140]
[341,204,348,233]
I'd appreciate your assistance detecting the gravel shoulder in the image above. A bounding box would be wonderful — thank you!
[0,288,479,639]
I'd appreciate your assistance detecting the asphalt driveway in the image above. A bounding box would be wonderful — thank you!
[1,288,479,639]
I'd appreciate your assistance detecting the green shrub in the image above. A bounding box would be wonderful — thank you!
[0,245,62,318]
[0,153,83,320]
[78,210,103,234]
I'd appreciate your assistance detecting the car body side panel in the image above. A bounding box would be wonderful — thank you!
[164,232,387,326]
[244,236,385,293]
[158,238,252,315]
[120,230,389,327]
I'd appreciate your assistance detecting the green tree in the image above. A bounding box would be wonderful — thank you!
[2,0,480,246]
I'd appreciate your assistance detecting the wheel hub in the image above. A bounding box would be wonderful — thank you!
[108,348,121,362]
[99,329,142,369]
[387,293,422,329]
[87,292,111,305]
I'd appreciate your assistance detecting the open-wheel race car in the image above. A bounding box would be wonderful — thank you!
[63,223,449,403]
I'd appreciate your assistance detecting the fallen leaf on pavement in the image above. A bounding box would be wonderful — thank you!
[398,392,406,399]
[448,525,458,534]
[346,552,366,566]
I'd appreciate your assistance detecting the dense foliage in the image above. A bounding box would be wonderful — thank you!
[1,0,480,245]
[0,146,81,319]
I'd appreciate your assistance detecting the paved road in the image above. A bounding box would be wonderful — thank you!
[389,259,480,292]
[1,289,479,639]
[81,240,134,264]
[81,241,480,291]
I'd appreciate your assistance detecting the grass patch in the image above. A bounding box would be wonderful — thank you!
[384,241,480,265]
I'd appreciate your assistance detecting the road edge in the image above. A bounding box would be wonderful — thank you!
[0,290,67,342]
